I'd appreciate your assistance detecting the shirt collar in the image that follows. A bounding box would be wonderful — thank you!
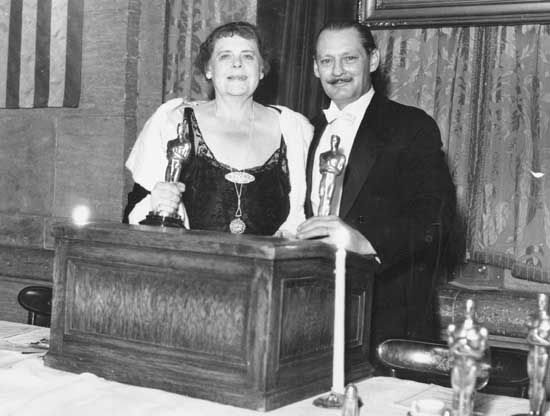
[323,88,375,124]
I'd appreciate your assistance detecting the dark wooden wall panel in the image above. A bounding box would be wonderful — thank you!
[0,1,166,322]
[0,245,53,322]
[0,213,46,247]
[53,115,125,219]
[0,276,51,323]
[0,116,55,215]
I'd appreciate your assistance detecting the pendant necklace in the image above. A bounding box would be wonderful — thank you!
[226,104,256,234]
[229,182,246,234]
[225,170,255,185]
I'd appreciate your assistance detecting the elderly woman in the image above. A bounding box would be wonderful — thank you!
[124,22,312,236]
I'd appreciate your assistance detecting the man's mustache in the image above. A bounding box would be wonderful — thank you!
[327,77,353,85]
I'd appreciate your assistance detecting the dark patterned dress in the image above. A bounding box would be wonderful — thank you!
[124,108,290,236]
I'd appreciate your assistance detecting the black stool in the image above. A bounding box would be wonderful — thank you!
[17,285,52,327]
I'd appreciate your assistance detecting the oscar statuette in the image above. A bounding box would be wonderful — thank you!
[140,107,193,228]
[318,135,346,217]
[526,294,550,416]
[512,294,550,416]
[447,299,490,416]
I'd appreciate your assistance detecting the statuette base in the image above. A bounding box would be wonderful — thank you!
[140,212,185,228]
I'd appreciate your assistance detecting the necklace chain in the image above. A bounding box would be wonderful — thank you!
[228,103,255,234]
[233,182,243,218]
[236,102,255,173]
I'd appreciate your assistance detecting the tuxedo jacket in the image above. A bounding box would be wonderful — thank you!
[305,93,456,348]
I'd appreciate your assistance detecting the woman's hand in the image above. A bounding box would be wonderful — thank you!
[151,182,186,215]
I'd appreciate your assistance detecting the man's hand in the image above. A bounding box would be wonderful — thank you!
[296,216,376,255]
[151,182,186,215]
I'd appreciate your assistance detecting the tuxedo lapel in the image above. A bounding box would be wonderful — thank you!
[305,115,327,218]
[339,93,386,219]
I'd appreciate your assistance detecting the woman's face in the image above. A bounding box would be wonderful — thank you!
[206,35,264,99]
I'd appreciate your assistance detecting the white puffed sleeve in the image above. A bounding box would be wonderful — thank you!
[275,106,314,236]
[125,98,189,225]
[126,98,187,191]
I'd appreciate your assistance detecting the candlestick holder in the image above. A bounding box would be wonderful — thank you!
[312,391,345,408]
[313,384,363,411]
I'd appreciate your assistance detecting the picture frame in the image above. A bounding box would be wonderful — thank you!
[359,0,550,28]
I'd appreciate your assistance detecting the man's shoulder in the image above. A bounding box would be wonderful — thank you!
[370,96,439,138]
[378,96,434,123]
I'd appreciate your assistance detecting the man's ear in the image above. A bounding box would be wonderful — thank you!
[369,49,380,73]
[313,59,320,79]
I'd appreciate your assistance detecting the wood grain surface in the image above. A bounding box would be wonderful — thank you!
[45,222,377,410]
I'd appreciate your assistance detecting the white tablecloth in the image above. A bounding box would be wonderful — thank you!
[0,352,529,416]
[0,321,531,416]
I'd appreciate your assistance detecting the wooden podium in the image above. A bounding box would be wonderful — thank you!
[45,222,377,411]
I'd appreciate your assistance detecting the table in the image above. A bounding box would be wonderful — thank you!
[0,321,531,416]
[47,222,376,410]
[0,320,49,354]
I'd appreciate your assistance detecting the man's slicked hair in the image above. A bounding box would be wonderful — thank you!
[314,21,377,58]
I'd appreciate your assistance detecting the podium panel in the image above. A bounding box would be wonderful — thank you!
[45,222,376,410]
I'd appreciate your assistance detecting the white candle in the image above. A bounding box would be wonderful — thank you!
[332,245,346,394]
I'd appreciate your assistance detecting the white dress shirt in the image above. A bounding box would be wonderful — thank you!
[310,88,375,216]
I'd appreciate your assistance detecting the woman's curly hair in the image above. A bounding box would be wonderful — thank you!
[195,21,271,78]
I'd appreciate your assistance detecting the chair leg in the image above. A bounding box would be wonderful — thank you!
[521,386,528,399]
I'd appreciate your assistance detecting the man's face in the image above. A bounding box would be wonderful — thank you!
[314,28,379,109]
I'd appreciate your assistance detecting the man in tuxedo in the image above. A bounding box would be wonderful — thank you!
[296,21,456,353]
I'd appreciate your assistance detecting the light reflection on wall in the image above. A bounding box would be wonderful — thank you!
[72,205,90,226]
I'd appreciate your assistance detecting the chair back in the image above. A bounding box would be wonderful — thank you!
[17,285,52,327]
[377,338,529,398]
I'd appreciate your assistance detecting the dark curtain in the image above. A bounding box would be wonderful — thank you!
[256,0,357,118]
